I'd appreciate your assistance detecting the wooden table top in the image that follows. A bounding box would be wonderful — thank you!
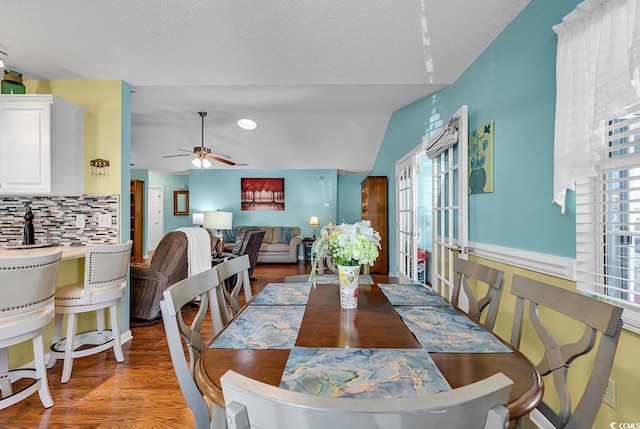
[195,275,542,421]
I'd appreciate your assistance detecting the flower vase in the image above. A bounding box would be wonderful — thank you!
[337,265,360,309]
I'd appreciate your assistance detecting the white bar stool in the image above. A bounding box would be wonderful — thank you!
[48,241,132,383]
[0,250,62,410]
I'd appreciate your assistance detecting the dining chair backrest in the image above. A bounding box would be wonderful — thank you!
[216,254,252,321]
[160,267,227,429]
[509,275,623,429]
[82,241,133,305]
[451,258,504,330]
[221,370,513,429]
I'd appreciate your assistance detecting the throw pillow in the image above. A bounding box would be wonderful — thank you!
[280,227,295,244]
[221,227,238,244]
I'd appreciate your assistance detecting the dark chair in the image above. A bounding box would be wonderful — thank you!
[509,275,623,429]
[130,230,214,321]
[223,229,265,279]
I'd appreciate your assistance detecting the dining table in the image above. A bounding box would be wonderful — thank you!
[195,274,543,424]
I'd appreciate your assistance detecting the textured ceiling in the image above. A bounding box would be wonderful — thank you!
[0,0,529,174]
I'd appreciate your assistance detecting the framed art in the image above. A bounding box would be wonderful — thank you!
[241,178,285,211]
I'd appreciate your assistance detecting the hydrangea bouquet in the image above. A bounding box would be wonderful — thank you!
[308,220,381,284]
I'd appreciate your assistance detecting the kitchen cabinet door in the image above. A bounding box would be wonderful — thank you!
[0,95,85,195]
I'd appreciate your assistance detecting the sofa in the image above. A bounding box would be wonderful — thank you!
[216,226,302,263]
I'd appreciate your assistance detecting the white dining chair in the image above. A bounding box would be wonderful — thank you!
[222,370,513,429]
[0,250,61,410]
[48,241,132,383]
[160,267,228,429]
[216,254,253,320]
[451,258,505,330]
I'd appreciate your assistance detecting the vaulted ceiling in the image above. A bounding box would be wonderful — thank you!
[0,0,530,174]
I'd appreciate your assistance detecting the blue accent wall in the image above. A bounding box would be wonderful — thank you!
[337,174,366,224]
[369,0,580,272]
[189,169,339,238]
[148,174,192,233]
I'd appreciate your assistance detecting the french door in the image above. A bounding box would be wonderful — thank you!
[395,105,468,302]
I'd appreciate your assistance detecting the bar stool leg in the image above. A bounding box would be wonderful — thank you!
[33,333,53,408]
[0,348,12,398]
[110,304,124,362]
[47,313,64,369]
[61,313,77,384]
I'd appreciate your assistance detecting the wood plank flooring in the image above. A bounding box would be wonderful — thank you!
[0,263,309,429]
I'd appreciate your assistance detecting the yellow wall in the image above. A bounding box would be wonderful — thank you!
[25,79,123,196]
[469,256,640,427]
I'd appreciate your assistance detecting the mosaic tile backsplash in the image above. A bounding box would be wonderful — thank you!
[0,195,120,246]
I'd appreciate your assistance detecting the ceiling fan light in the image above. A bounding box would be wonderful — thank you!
[237,118,257,131]
[192,157,212,168]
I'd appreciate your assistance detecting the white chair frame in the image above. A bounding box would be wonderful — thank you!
[222,370,513,429]
[160,267,228,429]
[48,241,132,383]
[0,250,61,410]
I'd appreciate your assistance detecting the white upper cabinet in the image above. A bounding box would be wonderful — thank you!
[0,94,85,195]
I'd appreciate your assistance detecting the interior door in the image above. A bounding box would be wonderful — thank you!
[430,105,469,303]
[395,155,416,282]
[147,186,164,252]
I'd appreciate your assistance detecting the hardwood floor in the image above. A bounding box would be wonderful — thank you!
[0,263,309,429]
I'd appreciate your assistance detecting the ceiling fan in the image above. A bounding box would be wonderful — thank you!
[163,112,236,168]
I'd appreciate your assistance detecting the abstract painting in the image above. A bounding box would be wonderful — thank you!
[241,177,285,211]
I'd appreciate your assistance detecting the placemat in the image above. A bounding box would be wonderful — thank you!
[280,347,451,398]
[395,306,512,353]
[378,283,450,306]
[251,282,311,305]
[210,305,305,349]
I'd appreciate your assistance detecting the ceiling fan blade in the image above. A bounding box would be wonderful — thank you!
[209,154,236,166]
[163,154,193,158]
[176,148,193,153]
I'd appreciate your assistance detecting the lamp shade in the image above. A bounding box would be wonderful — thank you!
[203,211,233,230]
[309,216,319,227]
[192,213,204,225]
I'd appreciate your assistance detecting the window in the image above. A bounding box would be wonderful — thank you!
[576,104,640,333]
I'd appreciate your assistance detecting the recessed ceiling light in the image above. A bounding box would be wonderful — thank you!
[237,118,257,131]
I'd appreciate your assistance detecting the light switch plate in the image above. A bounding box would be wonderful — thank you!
[76,214,85,229]
[98,213,112,228]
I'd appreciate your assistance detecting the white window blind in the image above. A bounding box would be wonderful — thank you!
[576,104,640,333]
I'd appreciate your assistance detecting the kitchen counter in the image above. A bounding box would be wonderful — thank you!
[0,245,86,260]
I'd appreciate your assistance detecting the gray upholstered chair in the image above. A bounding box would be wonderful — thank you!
[0,250,61,410]
[160,267,228,429]
[49,241,133,383]
[222,370,513,429]
[451,258,504,331]
[130,230,214,320]
[509,275,623,429]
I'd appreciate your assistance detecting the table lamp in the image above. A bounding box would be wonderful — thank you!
[192,212,204,226]
[204,210,233,257]
[309,216,319,238]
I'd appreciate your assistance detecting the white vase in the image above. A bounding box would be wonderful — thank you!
[337,265,360,309]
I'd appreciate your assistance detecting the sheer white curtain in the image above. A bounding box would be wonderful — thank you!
[553,0,640,213]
